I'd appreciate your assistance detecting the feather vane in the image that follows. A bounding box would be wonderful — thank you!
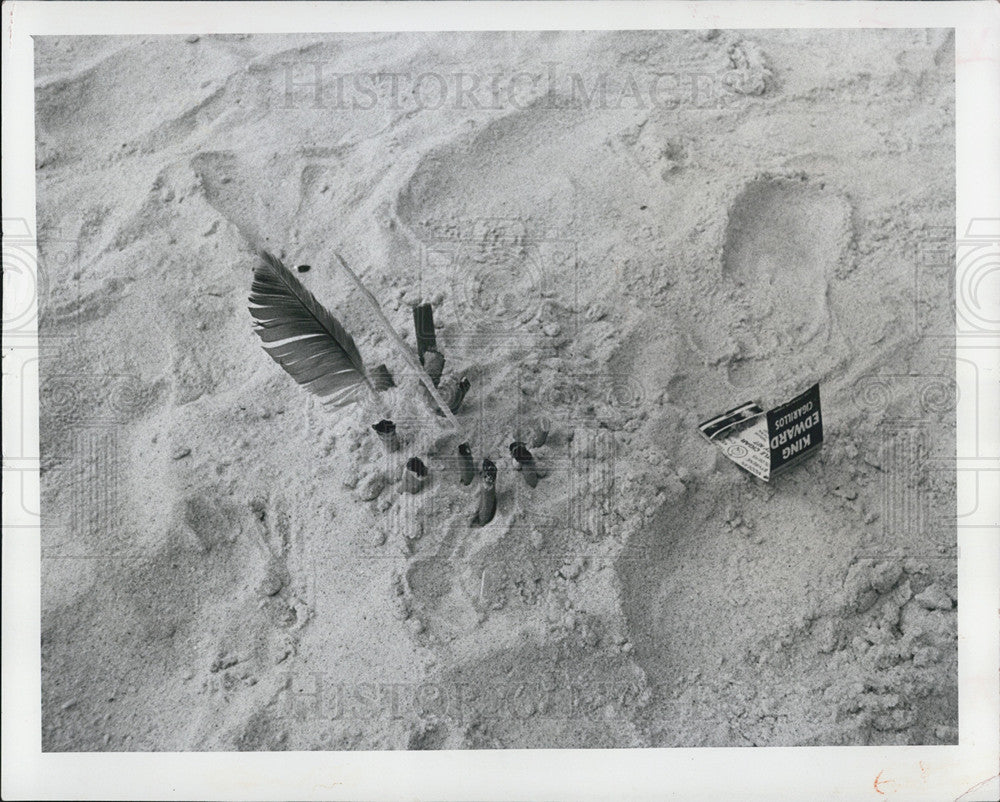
[249,251,374,406]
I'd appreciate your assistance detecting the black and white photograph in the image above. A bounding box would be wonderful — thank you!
[3,2,999,800]
[31,24,960,751]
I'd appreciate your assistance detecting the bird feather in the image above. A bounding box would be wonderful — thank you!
[249,251,377,406]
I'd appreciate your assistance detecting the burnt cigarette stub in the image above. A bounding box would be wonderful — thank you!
[437,375,472,416]
[405,456,428,476]
[509,442,538,487]
[509,441,533,464]
[413,303,437,362]
[401,456,428,494]
[369,363,396,391]
[448,376,471,413]
[458,442,475,485]
[372,419,400,452]
[422,349,445,387]
[472,458,498,526]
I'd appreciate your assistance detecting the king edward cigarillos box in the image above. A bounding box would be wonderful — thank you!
[698,383,823,481]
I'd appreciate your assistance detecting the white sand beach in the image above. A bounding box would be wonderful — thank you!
[35,29,957,750]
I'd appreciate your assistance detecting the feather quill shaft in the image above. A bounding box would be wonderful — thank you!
[333,252,463,432]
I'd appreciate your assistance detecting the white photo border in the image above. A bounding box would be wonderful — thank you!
[3,2,998,800]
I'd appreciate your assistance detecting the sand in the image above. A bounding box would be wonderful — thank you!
[35,30,956,750]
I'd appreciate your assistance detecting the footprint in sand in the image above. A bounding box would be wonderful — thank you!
[688,175,852,391]
[191,150,302,251]
[724,176,848,339]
